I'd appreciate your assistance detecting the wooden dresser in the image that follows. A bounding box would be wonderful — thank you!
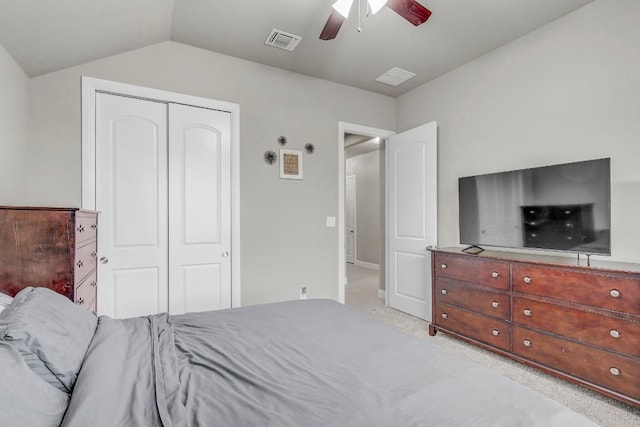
[430,248,640,408]
[0,207,98,314]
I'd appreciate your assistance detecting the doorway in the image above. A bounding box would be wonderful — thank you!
[338,123,394,307]
[344,135,383,310]
[338,121,438,322]
[345,174,356,264]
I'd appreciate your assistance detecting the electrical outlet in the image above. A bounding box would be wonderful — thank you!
[299,286,307,300]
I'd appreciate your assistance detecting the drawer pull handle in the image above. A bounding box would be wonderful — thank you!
[609,289,621,298]
[523,339,532,347]
[76,297,84,305]
[492,329,500,336]
[90,251,97,258]
[609,367,621,376]
[610,330,621,339]
[523,276,532,284]
[523,309,532,317]
[491,301,500,308]
[77,260,84,268]
[491,271,499,278]
[91,223,97,229]
[77,225,85,233]
[441,313,448,319]
[441,263,448,269]
[441,289,448,295]
[91,281,97,287]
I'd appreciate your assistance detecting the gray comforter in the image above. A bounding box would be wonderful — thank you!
[61,299,596,426]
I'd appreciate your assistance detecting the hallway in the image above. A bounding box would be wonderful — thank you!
[345,263,383,312]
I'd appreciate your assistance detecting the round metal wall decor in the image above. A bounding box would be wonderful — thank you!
[304,143,315,154]
[264,150,277,165]
[277,136,287,146]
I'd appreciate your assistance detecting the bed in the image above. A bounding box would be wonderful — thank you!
[0,287,596,426]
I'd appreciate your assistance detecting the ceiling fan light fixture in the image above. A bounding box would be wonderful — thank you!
[332,0,354,18]
[368,0,388,15]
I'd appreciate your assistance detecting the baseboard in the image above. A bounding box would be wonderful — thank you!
[378,289,385,300]
[355,260,380,270]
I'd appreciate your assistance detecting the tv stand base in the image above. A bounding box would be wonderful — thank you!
[461,245,484,254]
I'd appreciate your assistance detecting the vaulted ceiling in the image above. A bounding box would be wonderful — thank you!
[0,0,593,97]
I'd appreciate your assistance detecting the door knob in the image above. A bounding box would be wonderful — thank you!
[100,257,109,264]
[222,251,229,258]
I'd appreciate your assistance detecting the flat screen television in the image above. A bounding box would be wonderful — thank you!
[458,158,611,255]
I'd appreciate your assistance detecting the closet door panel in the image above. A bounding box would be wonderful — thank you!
[113,120,160,247]
[169,104,232,315]
[180,264,223,314]
[183,127,220,244]
[96,93,169,318]
[113,267,161,319]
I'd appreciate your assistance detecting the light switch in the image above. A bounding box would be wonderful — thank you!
[326,216,336,228]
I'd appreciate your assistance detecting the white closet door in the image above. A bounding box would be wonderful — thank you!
[96,93,169,318]
[168,104,232,314]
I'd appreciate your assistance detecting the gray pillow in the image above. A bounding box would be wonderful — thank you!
[0,291,12,314]
[0,287,97,394]
[0,341,69,427]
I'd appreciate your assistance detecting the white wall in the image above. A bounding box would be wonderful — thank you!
[346,150,381,265]
[397,0,640,263]
[26,41,396,306]
[0,43,28,204]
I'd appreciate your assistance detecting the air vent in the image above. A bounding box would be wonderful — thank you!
[265,29,302,51]
[375,67,416,86]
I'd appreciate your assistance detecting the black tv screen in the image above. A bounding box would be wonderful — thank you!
[459,158,611,255]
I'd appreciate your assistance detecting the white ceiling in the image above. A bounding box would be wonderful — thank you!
[0,0,593,97]
[345,134,380,158]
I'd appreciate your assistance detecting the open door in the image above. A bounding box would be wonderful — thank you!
[386,122,437,321]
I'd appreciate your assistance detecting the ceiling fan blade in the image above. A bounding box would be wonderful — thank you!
[386,0,432,26]
[319,9,346,40]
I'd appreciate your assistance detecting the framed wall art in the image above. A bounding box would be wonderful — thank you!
[279,149,303,180]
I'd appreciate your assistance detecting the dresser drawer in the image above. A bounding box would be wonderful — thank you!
[513,264,640,315]
[436,279,509,320]
[513,327,640,400]
[513,297,640,357]
[74,271,97,313]
[86,299,97,316]
[434,253,509,290]
[436,304,510,351]
[74,241,97,284]
[74,212,97,244]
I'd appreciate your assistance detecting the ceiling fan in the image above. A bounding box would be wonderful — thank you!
[320,0,432,40]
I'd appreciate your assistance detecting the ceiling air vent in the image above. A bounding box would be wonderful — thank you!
[376,67,416,86]
[265,29,302,52]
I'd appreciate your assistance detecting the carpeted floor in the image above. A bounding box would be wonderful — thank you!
[345,263,640,427]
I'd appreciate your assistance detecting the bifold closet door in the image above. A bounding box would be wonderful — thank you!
[96,93,169,318]
[96,94,232,318]
[168,104,231,315]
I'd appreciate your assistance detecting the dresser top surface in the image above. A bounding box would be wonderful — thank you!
[0,206,98,213]
[434,247,640,275]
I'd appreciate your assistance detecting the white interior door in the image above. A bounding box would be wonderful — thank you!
[387,122,437,321]
[168,104,231,314]
[96,93,169,318]
[345,174,356,264]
